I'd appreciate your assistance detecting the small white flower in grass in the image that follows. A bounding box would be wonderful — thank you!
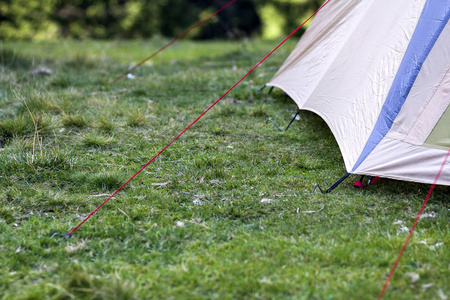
[89,193,110,198]
[259,277,272,284]
[399,225,409,232]
[422,283,435,290]
[151,181,171,188]
[429,242,444,250]
[393,220,403,225]
[176,221,185,227]
[127,73,135,79]
[419,211,436,219]
[260,198,272,203]
[193,199,203,206]
[406,272,420,283]
[65,241,86,253]
[437,289,448,300]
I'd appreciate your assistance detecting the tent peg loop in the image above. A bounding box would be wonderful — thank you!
[258,84,267,93]
[312,184,324,193]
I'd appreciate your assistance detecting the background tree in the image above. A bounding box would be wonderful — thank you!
[0,0,58,39]
[0,0,321,40]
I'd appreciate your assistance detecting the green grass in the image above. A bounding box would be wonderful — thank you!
[0,39,449,300]
[61,114,89,128]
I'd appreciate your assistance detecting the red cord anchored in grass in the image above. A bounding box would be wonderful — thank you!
[67,0,332,237]
[377,146,450,299]
[111,0,238,84]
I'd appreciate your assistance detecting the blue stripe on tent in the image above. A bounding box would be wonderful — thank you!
[351,0,450,172]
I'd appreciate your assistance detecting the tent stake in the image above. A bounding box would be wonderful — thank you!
[266,118,282,132]
[258,84,267,93]
[267,109,301,132]
[313,172,351,193]
[285,109,301,131]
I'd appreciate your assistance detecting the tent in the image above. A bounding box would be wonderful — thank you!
[267,0,450,186]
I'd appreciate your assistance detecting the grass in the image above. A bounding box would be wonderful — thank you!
[61,114,89,128]
[0,39,449,300]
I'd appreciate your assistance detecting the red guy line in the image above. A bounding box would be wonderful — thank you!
[111,0,238,84]
[378,146,450,300]
[67,0,333,237]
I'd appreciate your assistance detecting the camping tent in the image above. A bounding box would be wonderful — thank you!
[267,0,450,186]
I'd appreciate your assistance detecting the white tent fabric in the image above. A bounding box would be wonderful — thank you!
[268,0,450,185]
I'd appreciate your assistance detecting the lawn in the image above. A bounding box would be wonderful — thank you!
[0,38,449,299]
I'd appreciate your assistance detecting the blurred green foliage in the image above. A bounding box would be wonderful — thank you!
[0,0,321,40]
